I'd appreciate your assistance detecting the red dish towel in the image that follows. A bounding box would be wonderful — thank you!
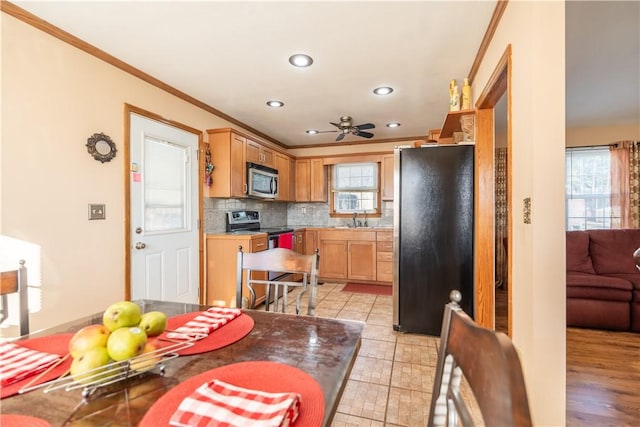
[166,307,242,341]
[278,232,293,250]
[0,342,61,386]
[169,379,301,427]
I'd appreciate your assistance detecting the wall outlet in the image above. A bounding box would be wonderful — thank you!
[89,204,106,220]
[301,207,307,214]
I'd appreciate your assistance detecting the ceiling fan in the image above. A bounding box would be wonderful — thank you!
[314,116,375,142]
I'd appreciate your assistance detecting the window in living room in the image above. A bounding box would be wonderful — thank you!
[565,146,617,230]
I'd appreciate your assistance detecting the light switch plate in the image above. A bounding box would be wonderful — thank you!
[89,204,106,220]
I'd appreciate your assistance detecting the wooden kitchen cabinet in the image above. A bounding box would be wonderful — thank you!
[381,154,395,201]
[376,231,393,282]
[319,239,348,280]
[318,229,377,282]
[246,138,275,168]
[295,158,327,202]
[304,230,318,255]
[206,129,247,198]
[205,234,268,308]
[293,230,305,254]
[275,152,292,201]
[348,241,377,281]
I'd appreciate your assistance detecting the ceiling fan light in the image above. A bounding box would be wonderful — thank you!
[306,129,318,134]
[266,100,284,107]
[289,54,313,67]
[386,122,401,128]
[373,86,394,95]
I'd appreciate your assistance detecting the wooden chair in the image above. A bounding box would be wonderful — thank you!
[428,290,532,427]
[0,260,29,336]
[236,247,319,315]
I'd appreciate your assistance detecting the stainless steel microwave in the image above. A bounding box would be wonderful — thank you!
[247,162,278,199]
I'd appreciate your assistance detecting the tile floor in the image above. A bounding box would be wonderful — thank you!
[280,282,442,427]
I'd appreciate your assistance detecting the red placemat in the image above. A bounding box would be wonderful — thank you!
[156,312,254,356]
[0,333,73,399]
[0,414,52,427]
[138,361,324,427]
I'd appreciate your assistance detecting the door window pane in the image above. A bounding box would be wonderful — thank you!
[144,137,189,232]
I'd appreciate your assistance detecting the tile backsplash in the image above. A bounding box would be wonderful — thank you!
[203,198,394,233]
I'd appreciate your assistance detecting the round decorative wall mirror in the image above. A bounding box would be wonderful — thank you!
[86,132,117,163]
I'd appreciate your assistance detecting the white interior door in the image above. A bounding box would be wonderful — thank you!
[129,113,199,304]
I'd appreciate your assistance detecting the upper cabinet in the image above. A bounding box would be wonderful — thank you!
[295,158,327,202]
[275,152,292,201]
[381,154,394,201]
[246,138,275,168]
[206,129,247,198]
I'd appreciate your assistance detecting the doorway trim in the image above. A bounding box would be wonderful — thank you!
[123,104,204,302]
[474,44,512,334]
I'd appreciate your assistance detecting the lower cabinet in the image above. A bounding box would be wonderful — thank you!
[318,230,377,282]
[376,231,393,282]
[205,234,268,308]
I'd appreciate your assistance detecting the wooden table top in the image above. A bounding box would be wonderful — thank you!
[1,300,364,426]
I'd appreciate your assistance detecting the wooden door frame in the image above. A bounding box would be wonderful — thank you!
[123,104,204,303]
[474,45,512,335]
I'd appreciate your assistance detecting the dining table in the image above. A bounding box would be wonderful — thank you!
[0,299,364,426]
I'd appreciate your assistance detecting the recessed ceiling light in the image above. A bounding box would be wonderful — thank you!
[289,54,313,67]
[266,100,284,107]
[386,122,401,128]
[374,86,394,95]
[306,129,318,135]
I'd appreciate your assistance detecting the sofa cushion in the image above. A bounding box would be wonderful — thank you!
[567,299,630,331]
[566,231,595,273]
[589,229,640,274]
[566,272,632,292]
[603,273,640,290]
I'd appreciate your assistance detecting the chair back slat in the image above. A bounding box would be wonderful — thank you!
[428,291,532,427]
[236,247,318,315]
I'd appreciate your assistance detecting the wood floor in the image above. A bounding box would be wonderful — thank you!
[496,287,640,426]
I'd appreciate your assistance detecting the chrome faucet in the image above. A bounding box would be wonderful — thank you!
[352,212,358,228]
[363,211,368,227]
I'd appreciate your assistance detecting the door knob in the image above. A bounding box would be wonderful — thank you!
[135,242,146,249]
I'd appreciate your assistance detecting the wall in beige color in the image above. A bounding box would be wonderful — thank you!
[472,2,566,425]
[566,123,640,147]
[0,14,250,334]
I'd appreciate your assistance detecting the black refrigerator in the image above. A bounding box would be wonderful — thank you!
[392,145,474,335]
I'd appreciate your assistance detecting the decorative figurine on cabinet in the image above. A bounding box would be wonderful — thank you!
[449,79,460,112]
[462,78,472,110]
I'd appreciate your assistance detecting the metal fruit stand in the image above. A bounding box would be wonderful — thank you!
[19,335,199,398]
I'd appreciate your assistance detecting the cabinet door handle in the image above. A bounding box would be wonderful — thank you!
[255,242,266,248]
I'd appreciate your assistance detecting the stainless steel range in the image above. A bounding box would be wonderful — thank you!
[225,210,293,249]
[226,210,294,283]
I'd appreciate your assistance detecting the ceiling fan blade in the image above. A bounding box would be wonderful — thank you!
[355,123,375,130]
[355,131,374,139]
[335,133,346,142]
[330,122,341,129]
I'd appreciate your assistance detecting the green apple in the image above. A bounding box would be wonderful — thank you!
[106,326,147,361]
[70,346,111,385]
[68,324,111,359]
[138,311,167,337]
[103,301,142,332]
[129,341,162,372]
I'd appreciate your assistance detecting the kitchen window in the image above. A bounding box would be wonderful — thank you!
[565,146,618,230]
[330,162,380,215]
